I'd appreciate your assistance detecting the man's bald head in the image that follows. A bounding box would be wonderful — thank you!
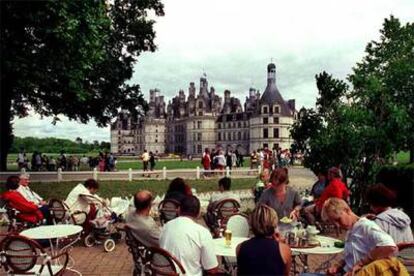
[134,190,153,211]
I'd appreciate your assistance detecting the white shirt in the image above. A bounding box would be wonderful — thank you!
[343,217,396,272]
[17,185,43,205]
[65,183,103,214]
[210,191,241,204]
[160,216,218,276]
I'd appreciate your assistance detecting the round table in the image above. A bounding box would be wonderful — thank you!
[213,237,248,257]
[21,224,83,239]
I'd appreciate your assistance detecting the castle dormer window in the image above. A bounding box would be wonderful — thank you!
[273,105,280,114]
[198,101,203,109]
[262,105,269,114]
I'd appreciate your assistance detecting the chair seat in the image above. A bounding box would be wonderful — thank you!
[12,264,64,276]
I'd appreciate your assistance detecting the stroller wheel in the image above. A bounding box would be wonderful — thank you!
[84,233,95,247]
[104,239,116,252]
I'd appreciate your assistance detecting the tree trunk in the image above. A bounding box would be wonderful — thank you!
[0,82,13,171]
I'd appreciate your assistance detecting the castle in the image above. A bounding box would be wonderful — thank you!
[110,63,297,156]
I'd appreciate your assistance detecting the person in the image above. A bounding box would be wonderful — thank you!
[253,169,270,203]
[209,177,241,204]
[321,198,397,275]
[303,167,349,226]
[0,175,43,224]
[213,150,226,172]
[141,149,149,175]
[126,190,160,247]
[17,174,51,224]
[164,177,192,204]
[149,151,156,172]
[17,150,27,170]
[310,170,328,200]
[160,195,219,276]
[365,184,413,244]
[237,204,292,275]
[250,150,258,169]
[259,168,302,220]
[65,179,107,226]
[202,148,211,177]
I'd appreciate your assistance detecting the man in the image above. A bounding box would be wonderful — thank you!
[141,149,149,173]
[126,190,160,247]
[322,198,396,275]
[17,174,51,224]
[303,167,349,225]
[160,195,219,276]
[209,177,240,204]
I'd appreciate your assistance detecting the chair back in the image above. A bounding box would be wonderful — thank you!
[215,199,240,221]
[49,199,69,224]
[147,246,186,276]
[124,225,150,276]
[158,199,180,225]
[397,242,414,274]
[226,214,249,237]
[1,200,27,233]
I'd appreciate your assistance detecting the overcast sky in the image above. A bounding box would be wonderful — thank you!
[13,0,414,142]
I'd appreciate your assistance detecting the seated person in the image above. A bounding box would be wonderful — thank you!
[310,170,328,200]
[259,168,302,220]
[366,184,413,244]
[65,179,109,229]
[237,204,291,276]
[322,198,397,275]
[160,195,219,276]
[0,175,43,224]
[303,167,349,226]
[17,173,52,224]
[253,169,270,203]
[126,190,160,247]
[164,177,192,203]
[209,177,240,204]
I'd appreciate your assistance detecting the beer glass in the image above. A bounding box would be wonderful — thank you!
[224,229,232,247]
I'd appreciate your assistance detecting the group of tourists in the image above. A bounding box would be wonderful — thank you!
[1,164,412,275]
[250,147,296,170]
[201,148,245,174]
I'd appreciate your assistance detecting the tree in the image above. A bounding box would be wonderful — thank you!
[0,0,164,170]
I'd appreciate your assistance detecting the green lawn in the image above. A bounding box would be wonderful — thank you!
[396,151,410,163]
[0,178,256,200]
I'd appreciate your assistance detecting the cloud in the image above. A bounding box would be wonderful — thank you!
[13,0,414,141]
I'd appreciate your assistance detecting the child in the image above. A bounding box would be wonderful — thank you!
[253,169,270,202]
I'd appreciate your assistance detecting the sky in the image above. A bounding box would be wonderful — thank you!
[13,0,414,142]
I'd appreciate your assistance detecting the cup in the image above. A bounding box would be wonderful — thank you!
[224,229,232,247]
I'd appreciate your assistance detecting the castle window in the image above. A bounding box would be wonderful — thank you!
[197,121,202,129]
[263,117,268,124]
[233,132,236,140]
[197,133,202,141]
[273,128,279,138]
[197,144,202,154]
[198,111,203,116]
[228,132,232,141]
[198,101,203,108]
[218,123,221,129]
[262,105,269,114]
[233,122,236,128]
[218,132,222,141]
[238,132,241,140]
[274,117,279,124]
[274,105,280,114]
[238,122,241,128]
[155,139,158,143]
[263,128,269,138]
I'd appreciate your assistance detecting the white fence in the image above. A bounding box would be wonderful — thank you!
[0,167,261,182]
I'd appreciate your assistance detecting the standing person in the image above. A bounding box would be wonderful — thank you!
[98,153,105,172]
[259,168,302,220]
[250,150,258,170]
[202,148,211,178]
[48,157,56,171]
[237,204,292,276]
[141,149,149,176]
[366,184,413,244]
[160,195,219,276]
[149,151,156,171]
[210,149,217,170]
[226,150,232,170]
[231,151,237,168]
[213,151,226,174]
[17,150,26,170]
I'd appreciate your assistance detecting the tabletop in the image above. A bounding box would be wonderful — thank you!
[213,237,249,257]
[21,224,83,240]
[291,235,344,255]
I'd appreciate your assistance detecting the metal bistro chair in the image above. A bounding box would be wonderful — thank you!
[158,199,181,226]
[0,234,69,275]
[123,225,151,276]
[397,242,414,275]
[214,199,241,235]
[147,246,186,276]
[0,199,39,233]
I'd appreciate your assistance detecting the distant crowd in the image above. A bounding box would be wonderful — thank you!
[15,151,117,172]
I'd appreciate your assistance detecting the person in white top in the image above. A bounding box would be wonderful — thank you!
[321,197,397,275]
[160,195,219,276]
[17,174,52,224]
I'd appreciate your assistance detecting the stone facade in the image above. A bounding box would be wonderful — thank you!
[111,63,297,155]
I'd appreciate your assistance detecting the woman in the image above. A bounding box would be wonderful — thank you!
[164,177,192,203]
[258,168,302,220]
[237,204,291,275]
[366,184,413,244]
[310,170,328,200]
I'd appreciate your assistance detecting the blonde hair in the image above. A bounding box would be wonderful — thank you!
[250,204,278,237]
[321,197,350,221]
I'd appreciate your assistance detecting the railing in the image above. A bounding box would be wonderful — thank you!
[0,167,261,182]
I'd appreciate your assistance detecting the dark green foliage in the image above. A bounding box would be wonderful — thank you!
[0,0,164,170]
[376,165,414,225]
[10,136,109,154]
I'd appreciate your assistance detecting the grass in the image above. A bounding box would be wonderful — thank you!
[396,151,410,163]
[0,178,256,201]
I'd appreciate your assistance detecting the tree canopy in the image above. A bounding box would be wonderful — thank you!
[290,16,414,210]
[0,0,164,170]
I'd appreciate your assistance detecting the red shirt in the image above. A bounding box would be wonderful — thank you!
[316,178,350,210]
[1,190,43,224]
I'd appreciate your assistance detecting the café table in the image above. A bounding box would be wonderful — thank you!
[21,224,83,275]
[213,237,248,274]
[291,235,344,273]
